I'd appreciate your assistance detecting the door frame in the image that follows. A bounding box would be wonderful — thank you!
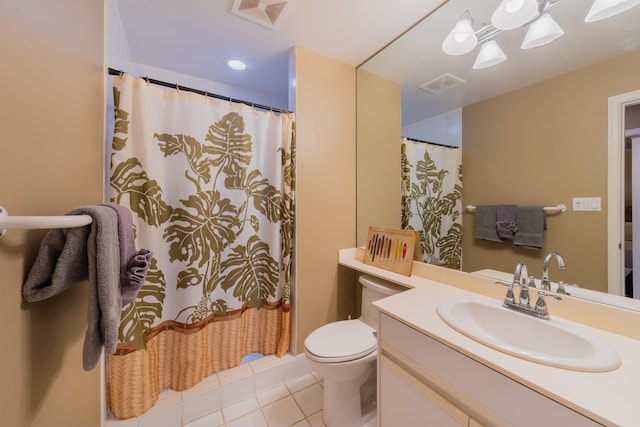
[608,89,640,295]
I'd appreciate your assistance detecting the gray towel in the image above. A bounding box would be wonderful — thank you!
[513,205,546,250]
[496,204,518,240]
[22,206,121,371]
[473,205,502,242]
[126,249,152,300]
[104,203,152,306]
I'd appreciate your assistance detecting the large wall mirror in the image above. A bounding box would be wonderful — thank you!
[357,0,640,310]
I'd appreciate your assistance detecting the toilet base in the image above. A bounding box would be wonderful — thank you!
[309,355,376,427]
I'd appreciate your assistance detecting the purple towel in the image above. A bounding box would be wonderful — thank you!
[125,249,153,304]
[496,204,518,240]
[104,203,152,306]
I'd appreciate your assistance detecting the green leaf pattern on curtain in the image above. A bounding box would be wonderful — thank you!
[401,140,463,268]
[117,258,166,349]
[110,158,174,226]
[109,75,295,349]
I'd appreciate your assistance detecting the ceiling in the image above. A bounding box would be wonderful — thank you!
[360,0,640,125]
[114,0,640,124]
[114,0,446,104]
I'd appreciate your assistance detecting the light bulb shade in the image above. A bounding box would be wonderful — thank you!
[442,16,478,55]
[473,40,507,69]
[227,58,247,70]
[585,0,640,22]
[492,0,539,30]
[521,13,565,49]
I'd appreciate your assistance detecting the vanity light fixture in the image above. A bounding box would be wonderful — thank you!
[491,0,539,30]
[585,0,640,22]
[442,0,639,69]
[442,11,478,55]
[473,40,507,69]
[521,12,565,49]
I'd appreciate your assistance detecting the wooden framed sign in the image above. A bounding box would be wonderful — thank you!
[363,226,417,276]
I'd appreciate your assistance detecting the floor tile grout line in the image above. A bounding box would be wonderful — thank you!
[260,378,319,427]
[216,376,320,427]
[288,385,311,426]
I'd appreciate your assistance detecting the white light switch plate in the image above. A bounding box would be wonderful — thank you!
[572,197,601,211]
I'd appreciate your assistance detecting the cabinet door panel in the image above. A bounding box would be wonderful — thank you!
[380,355,468,427]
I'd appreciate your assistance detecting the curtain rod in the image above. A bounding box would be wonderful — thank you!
[107,68,292,115]
[403,136,459,149]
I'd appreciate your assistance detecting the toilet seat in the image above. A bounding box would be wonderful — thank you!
[304,319,376,363]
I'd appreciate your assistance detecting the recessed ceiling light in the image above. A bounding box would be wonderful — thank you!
[227,58,247,71]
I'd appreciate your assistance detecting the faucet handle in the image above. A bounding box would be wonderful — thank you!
[503,282,516,305]
[534,291,562,318]
[556,281,570,295]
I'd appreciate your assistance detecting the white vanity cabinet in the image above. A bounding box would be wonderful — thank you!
[380,355,471,426]
[378,313,603,427]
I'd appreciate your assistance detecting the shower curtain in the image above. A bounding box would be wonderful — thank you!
[106,73,295,419]
[401,138,462,268]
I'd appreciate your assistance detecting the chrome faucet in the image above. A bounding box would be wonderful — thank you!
[499,261,562,319]
[513,261,528,286]
[541,252,566,291]
[505,262,531,306]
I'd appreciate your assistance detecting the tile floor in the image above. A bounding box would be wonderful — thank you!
[105,353,377,427]
[185,372,325,426]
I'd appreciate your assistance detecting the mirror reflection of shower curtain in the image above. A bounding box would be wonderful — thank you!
[401,138,462,268]
[106,73,295,419]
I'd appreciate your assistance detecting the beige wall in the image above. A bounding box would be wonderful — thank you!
[0,0,104,426]
[1,4,360,424]
[462,49,640,292]
[356,70,402,247]
[293,46,357,353]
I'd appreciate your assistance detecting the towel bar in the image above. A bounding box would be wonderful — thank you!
[465,204,567,214]
[0,206,92,237]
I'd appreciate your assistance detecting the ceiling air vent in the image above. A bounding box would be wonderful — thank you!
[230,0,295,30]
[419,73,466,95]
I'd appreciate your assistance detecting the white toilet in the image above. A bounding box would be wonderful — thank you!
[304,275,406,427]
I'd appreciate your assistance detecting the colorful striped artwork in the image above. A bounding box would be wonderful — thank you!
[363,227,417,276]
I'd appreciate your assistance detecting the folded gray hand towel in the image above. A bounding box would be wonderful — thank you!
[22,206,121,371]
[513,205,546,250]
[474,205,502,242]
[496,204,518,240]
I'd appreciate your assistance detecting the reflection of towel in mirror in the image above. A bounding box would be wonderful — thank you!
[474,205,502,242]
[104,203,152,307]
[22,206,120,371]
[496,204,518,240]
[513,205,546,250]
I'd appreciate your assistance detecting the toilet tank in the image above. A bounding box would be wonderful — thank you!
[359,275,407,329]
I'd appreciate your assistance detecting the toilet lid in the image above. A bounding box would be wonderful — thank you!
[304,320,376,362]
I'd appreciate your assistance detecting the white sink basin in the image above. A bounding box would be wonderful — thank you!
[437,297,621,372]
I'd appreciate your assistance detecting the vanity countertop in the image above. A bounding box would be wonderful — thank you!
[339,248,640,426]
